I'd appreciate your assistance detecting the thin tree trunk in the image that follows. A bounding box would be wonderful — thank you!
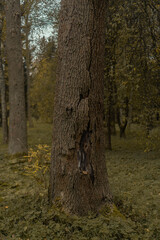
[128,81,134,130]
[6,0,27,154]
[111,108,116,135]
[25,20,33,128]
[128,102,133,130]
[49,0,112,215]
[145,111,153,137]
[117,97,129,138]
[26,33,33,128]
[0,2,8,143]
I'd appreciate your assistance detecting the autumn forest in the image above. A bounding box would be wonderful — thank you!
[0,0,160,239]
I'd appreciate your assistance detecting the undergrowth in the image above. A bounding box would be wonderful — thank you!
[0,123,160,239]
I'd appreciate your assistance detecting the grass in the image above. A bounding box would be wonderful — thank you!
[27,122,53,146]
[0,122,160,239]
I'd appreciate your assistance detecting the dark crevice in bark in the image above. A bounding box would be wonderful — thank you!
[88,34,94,92]
[87,1,96,95]
[77,121,90,172]
[89,163,95,184]
[79,93,83,101]
[77,90,90,108]
[87,36,93,76]
[77,119,95,185]
[91,0,96,15]
[66,107,73,117]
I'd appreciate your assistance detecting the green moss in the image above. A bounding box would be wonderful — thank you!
[0,123,160,239]
[111,204,126,219]
[0,181,10,189]
[100,203,126,220]
[8,152,27,159]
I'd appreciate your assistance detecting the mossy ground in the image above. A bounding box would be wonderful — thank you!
[0,123,160,239]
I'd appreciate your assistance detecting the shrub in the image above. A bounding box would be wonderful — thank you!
[24,144,51,188]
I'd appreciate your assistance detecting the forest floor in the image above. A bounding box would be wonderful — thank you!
[0,123,160,240]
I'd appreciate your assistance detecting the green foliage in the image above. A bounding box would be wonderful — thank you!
[128,124,160,152]
[105,0,160,132]
[144,135,160,152]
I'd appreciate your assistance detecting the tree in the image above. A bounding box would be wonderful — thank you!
[20,0,59,126]
[5,0,27,154]
[31,37,56,122]
[22,0,34,127]
[0,0,8,143]
[49,0,112,215]
[104,0,160,140]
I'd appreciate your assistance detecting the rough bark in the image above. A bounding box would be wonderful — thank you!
[105,76,112,150]
[49,0,112,215]
[0,3,8,144]
[6,0,27,154]
[0,58,8,144]
[110,62,116,136]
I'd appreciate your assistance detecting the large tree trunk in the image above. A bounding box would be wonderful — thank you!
[105,71,116,150]
[105,76,112,150]
[0,58,8,144]
[49,0,112,216]
[6,0,27,154]
[0,3,8,144]
[111,63,117,136]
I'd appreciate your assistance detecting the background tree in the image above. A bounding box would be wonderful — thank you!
[31,37,56,122]
[105,0,160,144]
[20,0,59,126]
[49,0,112,215]
[5,0,27,154]
[21,0,35,127]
